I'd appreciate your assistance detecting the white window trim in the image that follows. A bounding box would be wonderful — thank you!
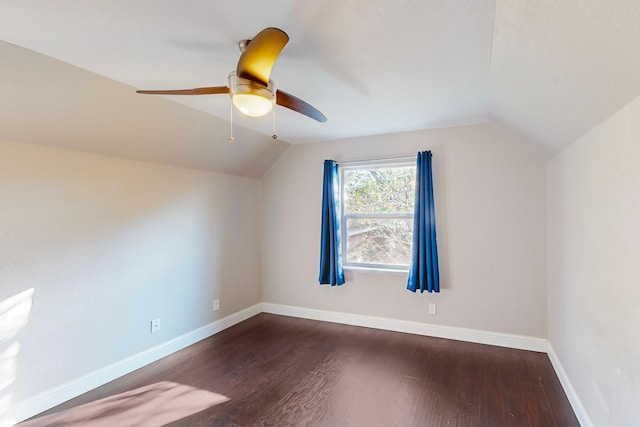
[339,158,416,273]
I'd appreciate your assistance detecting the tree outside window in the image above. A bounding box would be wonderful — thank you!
[341,162,416,270]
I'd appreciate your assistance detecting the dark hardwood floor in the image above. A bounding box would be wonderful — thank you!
[21,313,579,426]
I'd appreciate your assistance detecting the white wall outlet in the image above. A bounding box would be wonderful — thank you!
[150,318,161,334]
[213,299,220,311]
[428,303,437,315]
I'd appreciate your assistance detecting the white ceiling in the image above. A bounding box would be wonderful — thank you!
[490,0,640,155]
[0,41,288,178]
[1,0,639,172]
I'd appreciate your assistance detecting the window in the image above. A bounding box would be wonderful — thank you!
[340,159,416,271]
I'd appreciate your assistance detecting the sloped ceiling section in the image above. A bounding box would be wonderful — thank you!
[1,0,639,172]
[0,41,287,178]
[0,0,494,145]
[489,0,640,155]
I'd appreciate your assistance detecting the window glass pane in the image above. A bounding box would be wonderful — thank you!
[344,166,416,214]
[346,218,413,266]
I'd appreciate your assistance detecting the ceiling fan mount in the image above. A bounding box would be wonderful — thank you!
[136,27,327,123]
[238,39,251,53]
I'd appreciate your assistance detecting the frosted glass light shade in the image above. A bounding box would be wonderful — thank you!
[232,94,273,117]
[228,71,275,117]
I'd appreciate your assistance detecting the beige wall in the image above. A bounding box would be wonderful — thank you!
[261,124,547,337]
[3,88,637,425]
[547,95,640,426]
[0,140,262,405]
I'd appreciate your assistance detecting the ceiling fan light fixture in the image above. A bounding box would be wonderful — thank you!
[228,71,275,117]
[137,28,326,123]
[232,93,273,117]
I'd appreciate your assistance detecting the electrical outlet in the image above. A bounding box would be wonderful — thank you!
[150,318,161,334]
[213,299,220,311]
[428,303,437,315]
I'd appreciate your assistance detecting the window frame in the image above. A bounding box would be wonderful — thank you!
[339,158,416,273]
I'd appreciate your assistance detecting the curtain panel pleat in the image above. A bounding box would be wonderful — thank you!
[319,160,345,286]
[407,151,440,293]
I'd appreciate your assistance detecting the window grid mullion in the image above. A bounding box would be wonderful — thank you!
[344,213,413,220]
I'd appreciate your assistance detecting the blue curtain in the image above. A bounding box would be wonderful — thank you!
[319,160,345,286]
[407,151,440,293]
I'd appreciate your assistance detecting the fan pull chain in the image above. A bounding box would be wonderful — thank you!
[228,101,235,142]
[271,106,278,140]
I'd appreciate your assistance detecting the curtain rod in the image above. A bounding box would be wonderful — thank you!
[337,154,417,166]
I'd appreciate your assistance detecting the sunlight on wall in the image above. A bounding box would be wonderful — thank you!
[0,288,34,427]
[19,381,229,427]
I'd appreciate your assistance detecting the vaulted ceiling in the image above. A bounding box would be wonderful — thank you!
[1,0,639,176]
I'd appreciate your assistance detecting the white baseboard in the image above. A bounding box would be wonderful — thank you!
[12,302,561,425]
[547,342,593,427]
[261,302,547,352]
[12,303,262,424]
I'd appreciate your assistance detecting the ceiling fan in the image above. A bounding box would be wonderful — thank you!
[136,27,327,123]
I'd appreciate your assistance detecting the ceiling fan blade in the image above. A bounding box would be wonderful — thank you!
[237,27,289,85]
[136,86,229,95]
[276,90,327,122]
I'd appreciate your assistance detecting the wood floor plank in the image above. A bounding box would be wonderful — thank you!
[517,352,558,427]
[20,314,580,427]
[455,343,485,426]
[494,348,531,426]
[481,351,506,426]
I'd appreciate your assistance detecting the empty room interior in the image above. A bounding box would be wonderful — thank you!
[1,1,639,426]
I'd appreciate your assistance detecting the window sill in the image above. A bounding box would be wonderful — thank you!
[344,265,409,274]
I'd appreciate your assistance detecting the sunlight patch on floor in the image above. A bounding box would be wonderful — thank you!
[18,381,229,427]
